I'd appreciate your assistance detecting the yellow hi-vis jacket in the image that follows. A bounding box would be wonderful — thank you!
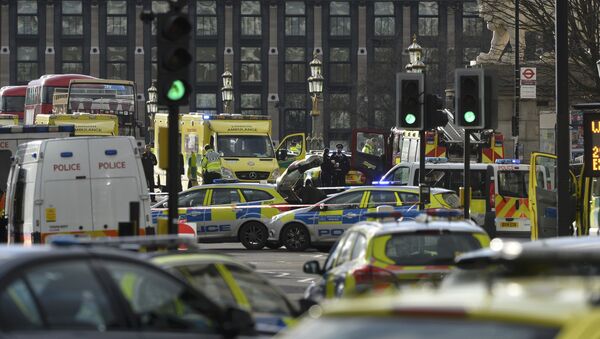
[201,150,221,173]
[362,143,374,154]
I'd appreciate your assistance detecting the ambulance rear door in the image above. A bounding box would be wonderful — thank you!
[40,138,93,235]
[89,137,147,232]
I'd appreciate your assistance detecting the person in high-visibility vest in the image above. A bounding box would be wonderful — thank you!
[289,141,301,155]
[201,144,222,184]
[361,138,375,155]
[187,151,199,188]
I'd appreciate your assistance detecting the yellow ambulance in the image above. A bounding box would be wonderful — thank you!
[34,113,119,136]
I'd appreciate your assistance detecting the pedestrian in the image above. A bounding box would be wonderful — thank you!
[141,144,157,201]
[201,144,222,184]
[187,151,199,189]
[331,144,350,187]
[321,148,333,187]
[362,138,375,155]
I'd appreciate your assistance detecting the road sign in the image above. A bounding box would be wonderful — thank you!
[583,112,600,177]
[520,67,536,99]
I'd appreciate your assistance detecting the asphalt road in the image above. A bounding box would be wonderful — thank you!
[201,243,327,300]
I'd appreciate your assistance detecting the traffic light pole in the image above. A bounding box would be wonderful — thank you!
[419,130,426,210]
[167,105,179,234]
[464,130,471,219]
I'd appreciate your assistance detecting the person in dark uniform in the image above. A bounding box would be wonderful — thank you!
[321,148,333,187]
[331,144,350,187]
[141,144,157,201]
[177,153,184,192]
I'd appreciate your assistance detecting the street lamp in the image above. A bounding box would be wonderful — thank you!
[146,80,158,142]
[308,51,324,149]
[221,69,233,114]
[407,35,425,74]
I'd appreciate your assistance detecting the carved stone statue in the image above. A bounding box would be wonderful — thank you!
[476,0,526,64]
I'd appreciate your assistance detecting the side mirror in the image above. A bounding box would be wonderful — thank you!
[222,307,256,337]
[319,203,327,211]
[276,149,288,161]
[303,260,323,275]
[162,202,168,208]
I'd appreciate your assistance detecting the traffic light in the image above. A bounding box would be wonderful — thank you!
[156,7,192,106]
[455,68,487,129]
[425,94,448,129]
[396,73,424,130]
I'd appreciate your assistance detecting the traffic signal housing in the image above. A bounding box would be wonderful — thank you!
[425,94,448,129]
[455,68,492,129]
[396,73,424,130]
[156,9,192,106]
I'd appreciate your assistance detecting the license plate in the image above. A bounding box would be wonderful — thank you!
[501,222,518,228]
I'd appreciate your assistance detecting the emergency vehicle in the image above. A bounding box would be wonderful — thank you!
[380,158,530,238]
[153,113,306,188]
[34,113,119,136]
[0,125,75,223]
[0,85,26,121]
[0,114,19,126]
[268,186,460,251]
[4,136,152,244]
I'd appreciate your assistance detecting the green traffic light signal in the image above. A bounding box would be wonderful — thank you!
[167,80,186,101]
[464,111,476,123]
[405,113,416,125]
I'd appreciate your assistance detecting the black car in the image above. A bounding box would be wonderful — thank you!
[0,245,254,338]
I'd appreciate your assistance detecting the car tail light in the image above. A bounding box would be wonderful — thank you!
[352,265,396,289]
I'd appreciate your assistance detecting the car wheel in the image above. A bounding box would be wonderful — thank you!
[239,222,268,250]
[282,224,310,252]
[265,241,282,250]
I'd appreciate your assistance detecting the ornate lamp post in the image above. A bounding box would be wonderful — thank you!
[146,80,158,142]
[308,51,324,149]
[407,35,425,74]
[221,69,233,114]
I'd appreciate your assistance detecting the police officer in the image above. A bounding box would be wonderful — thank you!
[187,151,199,188]
[321,148,333,187]
[331,144,349,187]
[289,140,301,155]
[141,144,157,200]
[361,138,375,155]
[201,144,222,184]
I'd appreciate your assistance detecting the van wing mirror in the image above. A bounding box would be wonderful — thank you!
[319,203,327,211]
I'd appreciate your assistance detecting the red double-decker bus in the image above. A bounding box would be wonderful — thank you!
[0,85,27,121]
[24,74,96,124]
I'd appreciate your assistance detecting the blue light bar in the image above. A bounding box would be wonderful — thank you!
[202,114,211,120]
[425,157,449,164]
[372,181,390,185]
[495,159,521,164]
[105,149,118,156]
[60,152,73,158]
[212,179,240,184]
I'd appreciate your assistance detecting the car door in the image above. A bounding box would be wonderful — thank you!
[197,188,242,239]
[325,231,358,298]
[276,133,306,171]
[313,190,366,243]
[352,129,390,183]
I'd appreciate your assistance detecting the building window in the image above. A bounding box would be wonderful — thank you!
[106,46,128,80]
[241,1,261,36]
[462,1,483,36]
[196,47,217,82]
[62,1,83,35]
[374,2,394,36]
[330,2,350,36]
[240,93,261,115]
[107,0,127,36]
[16,46,37,83]
[196,93,217,113]
[330,93,351,129]
[62,46,83,73]
[17,1,38,35]
[240,47,261,82]
[285,1,305,36]
[418,2,438,37]
[330,47,350,83]
[197,1,217,36]
[285,47,305,83]
[284,93,306,133]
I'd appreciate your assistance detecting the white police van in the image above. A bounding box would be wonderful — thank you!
[4,136,152,243]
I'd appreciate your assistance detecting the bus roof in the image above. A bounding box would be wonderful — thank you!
[0,85,27,96]
[27,74,97,87]
[68,79,135,86]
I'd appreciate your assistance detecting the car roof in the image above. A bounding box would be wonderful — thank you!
[349,219,486,238]
[145,251,254,270]
[345,185,453,194]
[319,276,600,325]
[187,183,278,190]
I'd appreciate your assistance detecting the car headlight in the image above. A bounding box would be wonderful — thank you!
[221,168,235,179]
[271,168,280,179]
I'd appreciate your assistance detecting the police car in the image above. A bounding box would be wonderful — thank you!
[152,183,290,250]
[268,186,461,251]
[301,210,490,302]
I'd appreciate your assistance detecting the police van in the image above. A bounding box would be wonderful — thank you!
[4,136,152,244]
[380,158,530,238]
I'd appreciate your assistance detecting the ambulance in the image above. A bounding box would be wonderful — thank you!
[380,158,530,238]
[0,114,19,126]
[34,113,119,136]
[154,113,305,189]
[4,136,152,244]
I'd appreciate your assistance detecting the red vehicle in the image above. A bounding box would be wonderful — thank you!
[0,85,27,121]
[24,74,96,124]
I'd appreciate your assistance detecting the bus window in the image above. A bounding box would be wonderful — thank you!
[497,170,529,198]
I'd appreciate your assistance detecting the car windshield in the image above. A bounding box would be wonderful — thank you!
[373,232,483,265]
[497,170,529,198]
[282,317,559,339]
[217,135,275,158]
